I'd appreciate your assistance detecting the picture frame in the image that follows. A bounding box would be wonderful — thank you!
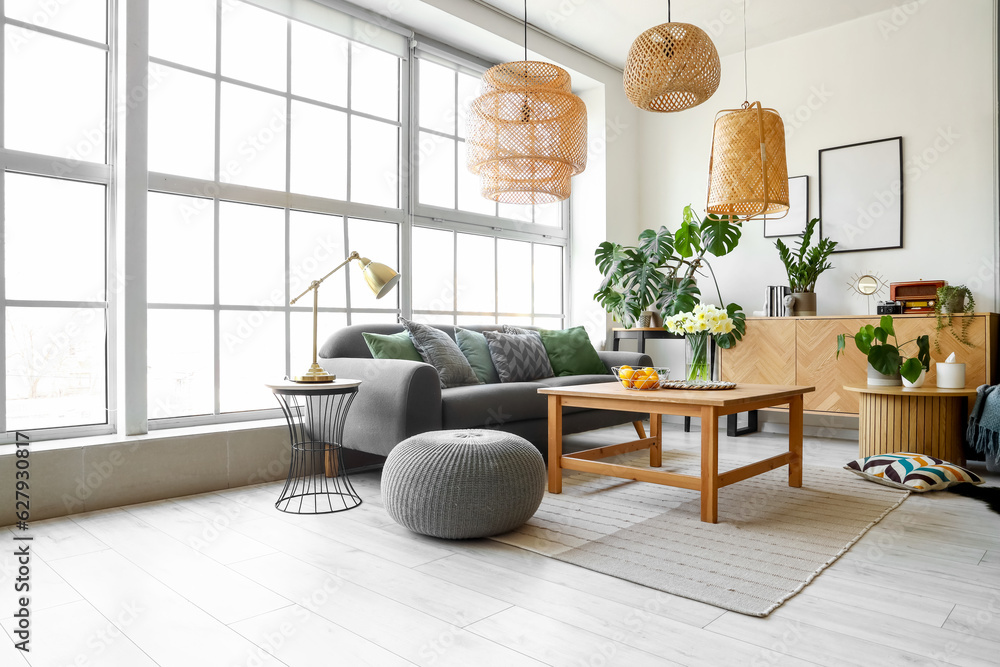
[819,137,903,253]
[764,175,808,238]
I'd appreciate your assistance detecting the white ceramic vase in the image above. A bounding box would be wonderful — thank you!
[901,369,927,388]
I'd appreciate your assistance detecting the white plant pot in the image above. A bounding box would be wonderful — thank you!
[901,369,927,388]
[867,363,901,387]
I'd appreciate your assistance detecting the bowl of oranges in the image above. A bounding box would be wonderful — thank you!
[612,366,670,390]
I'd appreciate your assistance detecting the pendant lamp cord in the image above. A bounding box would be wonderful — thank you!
[667,0,671,23]
[742,0,748,103]
[523,0,527,61]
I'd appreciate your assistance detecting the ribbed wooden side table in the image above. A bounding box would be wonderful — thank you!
[844,385,979,466]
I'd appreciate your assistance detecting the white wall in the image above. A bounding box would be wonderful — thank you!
[638,0,997,323]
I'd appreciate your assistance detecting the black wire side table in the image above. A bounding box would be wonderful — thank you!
[266,379,362,514]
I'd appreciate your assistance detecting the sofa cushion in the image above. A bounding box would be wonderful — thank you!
[441,382,549,429]
[538,326,608,376]
[402,318,480,389]
[502,324,539,336]
[535,374,619,388]
[455,327,501,384]
[362,330,422,362]
[484,331,554,382]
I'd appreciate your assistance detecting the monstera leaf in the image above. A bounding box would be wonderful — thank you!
[656,276,700,318]
[637,226,674,264]
[699,214,742,257]
[674,207,703,259]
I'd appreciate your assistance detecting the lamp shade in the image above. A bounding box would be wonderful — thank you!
[706,102,789,221]
[467,61,587,205]
[359,258,400,299]
[623,22,721,113]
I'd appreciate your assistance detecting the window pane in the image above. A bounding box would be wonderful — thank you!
[6,307,106,430]
[411,228,454,312]
[5,174,105,301]
[221,0,287,91]
[497,239,531,314]
[147,309,214,419]
[411,313,453,325]
[353,311,399,325]
[457,72,480,140]
[417,132,454,209]
[533,316,563,330]
[456,315,495,326]
[498,315,531,327]
[534,202,562,228]
[4,27,106,160]
[219,202,285,306]
[291,22,347,106]
[289,211,345,309]
[350,118,398,207]
[457,144,494,215]
[347,219,398,308]
[533,243,563,314]
[456,234,494,312]
[291,311,347,376]
[148,65,215,179]
[351,43,398,121]
[219,309,284,412]
[150,0,215,71]
[419,59,454,134]
[220,83,287,191]
[497,203,532,223]
[290,101,346,200]
[5,0,106,43]
[147,192,214,304]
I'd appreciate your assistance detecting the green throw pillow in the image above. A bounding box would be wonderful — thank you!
[362,331,422,362]
[455,328,501,384]
[538,326,608,377]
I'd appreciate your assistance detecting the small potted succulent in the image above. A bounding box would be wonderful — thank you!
[933,285,975,351]
[774,217,837,316]
[836,315,930,387]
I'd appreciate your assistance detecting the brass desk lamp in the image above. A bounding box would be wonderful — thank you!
[289,251,400,383]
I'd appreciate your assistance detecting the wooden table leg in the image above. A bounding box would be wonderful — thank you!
[700,405,719,523]
[788,394,803,488]
[632,420,646,439]
[649,413,662,468]
[548,394,563,493]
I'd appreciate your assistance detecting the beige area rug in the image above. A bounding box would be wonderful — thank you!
[493,450,909,617]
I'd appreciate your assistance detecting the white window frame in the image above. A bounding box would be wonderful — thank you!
[0,0,118,441]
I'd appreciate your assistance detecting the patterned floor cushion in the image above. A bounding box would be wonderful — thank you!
[846,453,984,492]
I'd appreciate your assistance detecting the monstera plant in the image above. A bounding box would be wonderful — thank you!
[594,205,746,349]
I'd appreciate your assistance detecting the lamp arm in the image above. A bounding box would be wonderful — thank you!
[289,251,361,305]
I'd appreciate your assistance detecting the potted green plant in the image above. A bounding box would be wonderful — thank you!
[836,315,930,386]
[933,285,975,351]
[774,217,837,316]
[594,205,746,349]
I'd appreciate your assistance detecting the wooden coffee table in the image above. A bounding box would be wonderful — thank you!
[539,382,815,523]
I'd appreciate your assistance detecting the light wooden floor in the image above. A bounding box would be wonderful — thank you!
[3,423,1000,666]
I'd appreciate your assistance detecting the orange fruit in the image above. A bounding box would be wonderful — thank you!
[635,369,659,390]
[617,365,635,380]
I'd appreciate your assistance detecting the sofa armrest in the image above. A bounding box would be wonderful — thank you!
[317,357,442,457]
[597,351,654,374]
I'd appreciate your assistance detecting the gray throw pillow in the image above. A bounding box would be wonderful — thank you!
[483,331,554,382]
[502,324,539,336]
[401,318,481,389]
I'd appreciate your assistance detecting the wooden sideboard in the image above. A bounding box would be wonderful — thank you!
[720,313,998,415]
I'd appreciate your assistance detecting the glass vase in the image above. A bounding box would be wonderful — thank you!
[684,331,718,383]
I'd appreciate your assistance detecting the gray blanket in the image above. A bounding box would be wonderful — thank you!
[967,384,1000,459]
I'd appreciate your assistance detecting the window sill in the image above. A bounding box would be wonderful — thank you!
[0,418,287,456]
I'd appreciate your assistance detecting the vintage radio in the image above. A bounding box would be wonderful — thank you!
[889,280,945,313]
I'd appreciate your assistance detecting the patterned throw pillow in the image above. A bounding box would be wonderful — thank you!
[502,324,539,337]
[400,318,481,389]
[483,331,554,383]
[845,453,984,492]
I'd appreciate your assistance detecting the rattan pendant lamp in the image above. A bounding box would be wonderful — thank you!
[623,1,721,112]
[466,1,587,204]
[705,1,789,221]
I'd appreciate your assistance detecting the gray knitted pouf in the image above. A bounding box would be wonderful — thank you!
[381,429,545,539]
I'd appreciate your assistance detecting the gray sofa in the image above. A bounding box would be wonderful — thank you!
[317,323,653,457]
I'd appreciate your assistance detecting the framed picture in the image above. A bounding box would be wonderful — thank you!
[764,175,808,238]
[819,137,903,253]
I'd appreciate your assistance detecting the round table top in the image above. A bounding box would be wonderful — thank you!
[266,378,362,392]
[843,384,979,398]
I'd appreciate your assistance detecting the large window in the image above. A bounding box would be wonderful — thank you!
[2,1,113,436]
[146,0,403,423]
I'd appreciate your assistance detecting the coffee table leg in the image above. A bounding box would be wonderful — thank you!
[788,394,803,488]
[632,421,646,439]
[649,413,662,468]
[548,394,563,493]
[700,406,719,523]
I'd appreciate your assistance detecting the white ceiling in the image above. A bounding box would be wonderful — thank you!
[392,0,904,69]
